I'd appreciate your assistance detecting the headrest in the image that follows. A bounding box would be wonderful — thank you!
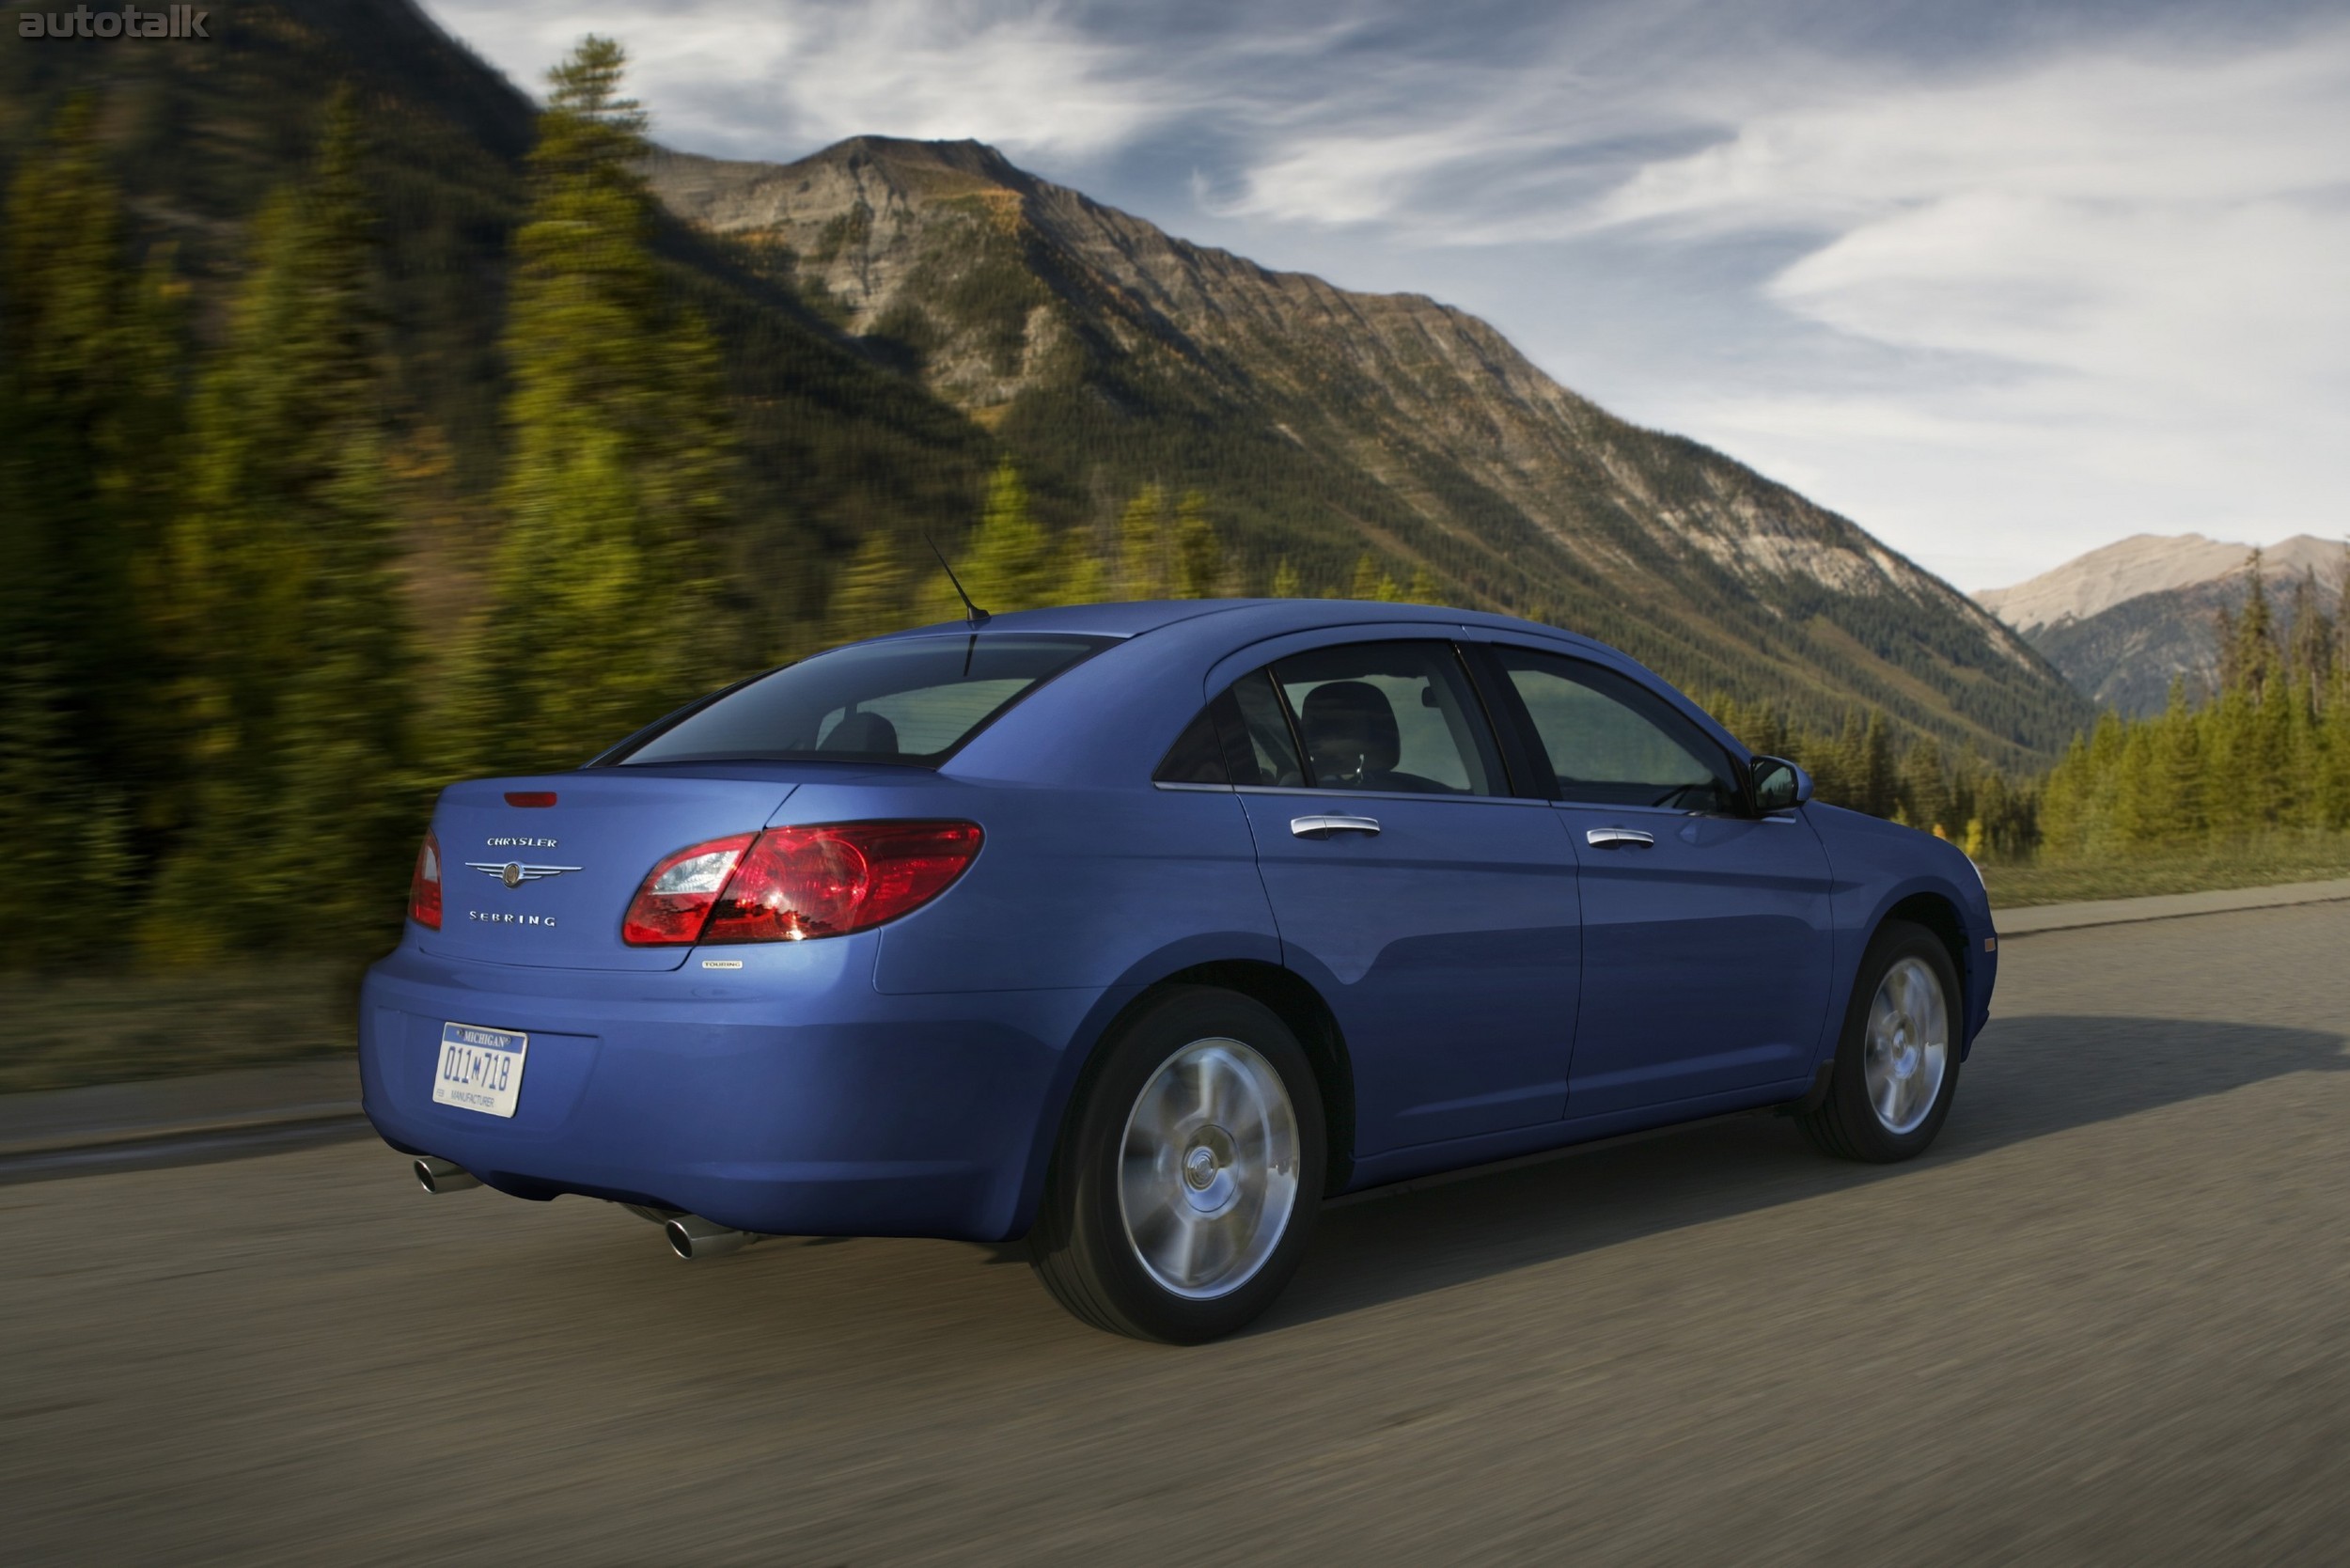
[1299,681,1400,778]
[822,711,901,755]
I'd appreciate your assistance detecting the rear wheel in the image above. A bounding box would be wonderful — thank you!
[1030,987,1324,1342]
[1798,920,1961,1162]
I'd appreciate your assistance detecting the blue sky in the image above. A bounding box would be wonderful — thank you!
[421,0,2350,591]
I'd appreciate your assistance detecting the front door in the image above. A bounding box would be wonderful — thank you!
[1228,639,1581,1154]
[1480,645,1836,1119]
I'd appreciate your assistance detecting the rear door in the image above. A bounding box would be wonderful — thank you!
[1477,644,1835,1118]
[1225,638,1581,1154]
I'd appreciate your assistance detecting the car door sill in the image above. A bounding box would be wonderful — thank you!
[1329,1076,1816,1206]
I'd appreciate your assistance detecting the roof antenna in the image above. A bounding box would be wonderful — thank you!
[923,533,991,629]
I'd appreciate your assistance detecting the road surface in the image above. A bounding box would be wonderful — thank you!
[8,903,2350,1564]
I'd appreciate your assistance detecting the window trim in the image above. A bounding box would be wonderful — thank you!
[1473,642,1759,818]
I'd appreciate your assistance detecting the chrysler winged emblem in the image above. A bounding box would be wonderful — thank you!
[467,860,582,888]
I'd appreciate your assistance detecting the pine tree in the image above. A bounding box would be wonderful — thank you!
[949,459,1056,612]
[2037,733,2091,857]
[1406,564,1441,605]
[1049,525,1109,606]
[1859,712,1896,819]
[1350,555,1383,601]
[458,39,739,775]
[825,530,911,645]
[149,91,414,958]
[1116,485,1169,599]
[1172,492,1224,599]
[2151,679,2206,844]
[1900,737,1950,836]
[0,96,178,961]
[1269,557,1303,598]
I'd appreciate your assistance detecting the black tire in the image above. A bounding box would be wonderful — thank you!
[1798,920,1962,1163]
[1030,986,1325,1343]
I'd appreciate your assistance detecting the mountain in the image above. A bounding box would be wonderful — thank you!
[1979,535,2346,713]
[645,137,2089,765]
[5,0,2090,765]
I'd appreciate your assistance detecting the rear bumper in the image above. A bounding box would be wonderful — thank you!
[359,941,1105,1241]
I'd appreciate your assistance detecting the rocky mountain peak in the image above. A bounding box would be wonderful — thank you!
[639,135,2085,761]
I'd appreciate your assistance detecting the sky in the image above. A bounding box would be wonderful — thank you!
[419,0,2350,592]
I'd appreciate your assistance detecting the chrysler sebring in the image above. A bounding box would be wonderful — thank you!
[362,600,1996,1341]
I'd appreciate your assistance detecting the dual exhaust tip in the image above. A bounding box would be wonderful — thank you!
[412,1157,760,1260]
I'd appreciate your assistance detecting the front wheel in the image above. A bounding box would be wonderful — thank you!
[1797,920,1962,1162]
[1029,987,1325,1342]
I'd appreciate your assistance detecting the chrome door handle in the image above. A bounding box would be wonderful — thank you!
[1586,827,1655,849]
[1292,814,1382,839]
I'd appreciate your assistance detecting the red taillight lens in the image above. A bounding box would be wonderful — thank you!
[620,822,981,946]
[708,822,983,943]
[620,832,757,946]
[408,829,443,931]
[505,791,557,808]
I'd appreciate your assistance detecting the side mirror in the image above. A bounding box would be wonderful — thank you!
[1751,756,1813,813]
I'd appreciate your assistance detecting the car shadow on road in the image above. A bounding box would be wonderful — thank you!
[1266,1012,2348,1331]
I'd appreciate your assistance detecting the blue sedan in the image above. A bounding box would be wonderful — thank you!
[363,600,1996,1341]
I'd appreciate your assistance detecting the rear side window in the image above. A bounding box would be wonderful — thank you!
[612,635,1110,767]
[1271,642,1502,796]
[1494,648,1740,811]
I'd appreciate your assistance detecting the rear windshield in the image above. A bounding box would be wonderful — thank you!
[609,635,1112,768]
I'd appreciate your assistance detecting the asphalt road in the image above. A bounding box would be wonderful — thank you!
[8,905,2350,1565]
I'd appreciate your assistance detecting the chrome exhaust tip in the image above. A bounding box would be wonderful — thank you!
[414,1156,481,1195]
[665,1215,762,1260]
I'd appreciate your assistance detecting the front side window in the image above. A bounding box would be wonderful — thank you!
[611,635,1110,767]
[1494,648,1740,812]
[1269,641,1502,796]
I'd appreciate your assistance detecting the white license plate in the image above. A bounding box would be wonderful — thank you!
[432,1022,528,1118]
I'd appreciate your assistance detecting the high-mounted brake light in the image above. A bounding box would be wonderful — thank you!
[408,829,443,930]
[505,791,558,808]
[622,822,981,946]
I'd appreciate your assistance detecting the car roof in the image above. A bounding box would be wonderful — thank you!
[873,598,1613,652]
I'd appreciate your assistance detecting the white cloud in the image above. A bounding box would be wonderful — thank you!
[1582,32,2350,585]
[429,0,1180,160]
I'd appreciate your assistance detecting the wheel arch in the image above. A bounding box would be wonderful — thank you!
[1018,960,1356,1236]
[1875,889,1979,1049]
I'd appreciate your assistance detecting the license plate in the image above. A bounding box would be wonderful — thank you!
[432,1022,528,1118]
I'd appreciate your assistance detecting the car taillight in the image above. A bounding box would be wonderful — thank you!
[621,822,981,946]
[408,829,443,930]
[620,832,758,946]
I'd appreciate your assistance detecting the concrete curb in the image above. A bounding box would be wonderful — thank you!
[1997,876,2350,937]
[0,1058,365,1173]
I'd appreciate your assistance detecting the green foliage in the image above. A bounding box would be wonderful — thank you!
[2036,564,2349,859]
[148,91,415,959]
[1172,493,1226,599]
[453,40,741,775]
[825,530,912,647]
[1118,486,1172,599]
[0,96,169,961]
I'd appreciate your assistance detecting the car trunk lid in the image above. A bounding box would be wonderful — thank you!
[419,773,798,971]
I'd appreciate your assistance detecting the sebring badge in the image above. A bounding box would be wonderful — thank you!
[466,860,583,888]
